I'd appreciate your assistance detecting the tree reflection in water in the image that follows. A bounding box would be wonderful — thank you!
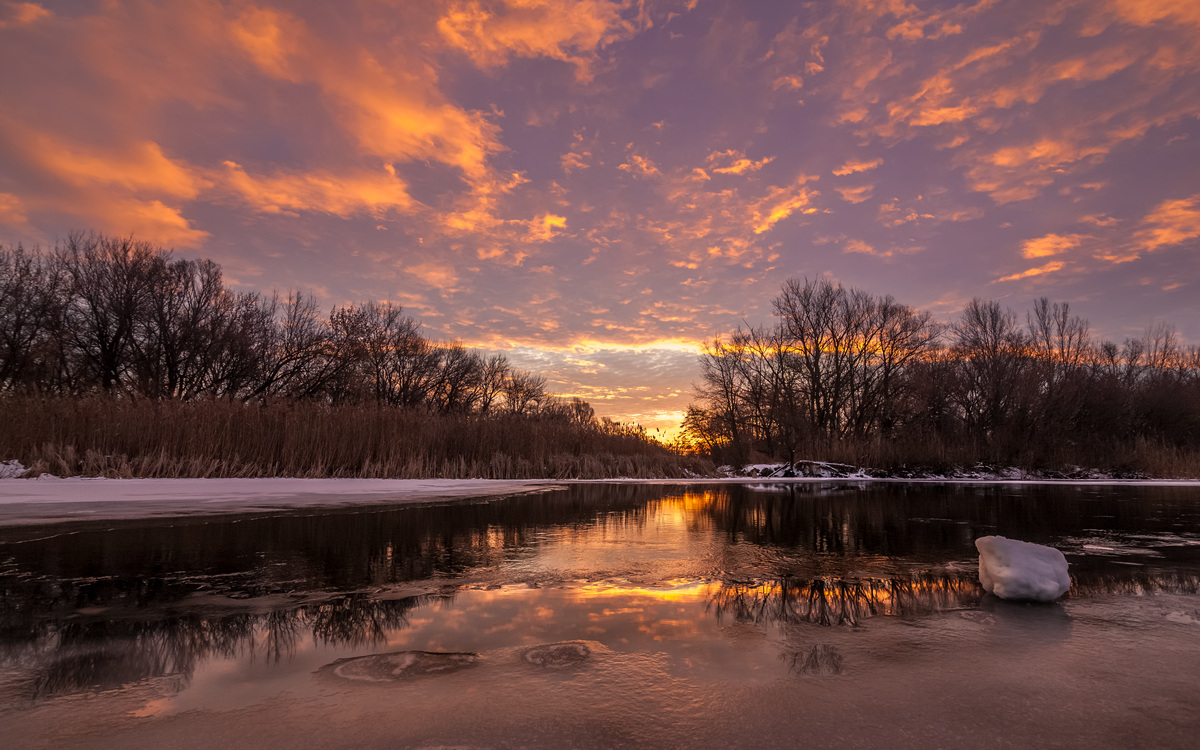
[708,574,984,628]
[2,593,433,700]
[708,570,1200,630]
[785,644,844,676]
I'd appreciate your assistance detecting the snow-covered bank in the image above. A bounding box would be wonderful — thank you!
[720,460,1198,482]
[4,472,1200,528]
[0,477,564,527]
[570,477,1200,487]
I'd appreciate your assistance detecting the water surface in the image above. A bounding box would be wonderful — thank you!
[2,482,1199,748]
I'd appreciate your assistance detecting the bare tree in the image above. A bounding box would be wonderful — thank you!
[60,233,160,392]
[502,370,547,415]
[950,298,1035,443]
[475,353,510,415]
[0,244,69,390]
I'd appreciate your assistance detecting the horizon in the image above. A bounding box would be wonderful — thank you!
[2,0,1198,434]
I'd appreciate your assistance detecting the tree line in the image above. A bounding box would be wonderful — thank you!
[684,276,1200,471]
[0,232,605,425]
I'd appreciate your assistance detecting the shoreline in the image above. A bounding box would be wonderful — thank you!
[3,474,1200,528]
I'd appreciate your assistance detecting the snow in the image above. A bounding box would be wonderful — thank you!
[975,535,1071,602]
[722,460,1199,482]
[3,473,1200,528]
[0,477,562,527]
[0,460,27,479]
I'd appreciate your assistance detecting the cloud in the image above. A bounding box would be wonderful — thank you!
[1132,193,1200,254]
[1098,0,1200,31]
[707,149,774,175]
[232,7,506,184]
[561,132,593,174]
[8,125,208,199]
[221,161,416,218]
[0,192,30,231]
[405,261,460,289]
[844,238,889,257]
[832,157,882,176]
[0,2,532,247]
[750,180,819,234]
[878,201,934,227]
[996,260,1065,282]
[618,152,661,177]
[0,120,210,246]
[1020,232,1088,259]
[477,245,528,267]
[806,0,1200,206]
[524,212,567,243]
[436,0,640,81]
[0,1,49,28]
[835,184,874,204]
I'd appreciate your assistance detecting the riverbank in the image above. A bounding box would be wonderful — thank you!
[5,474,1200,528]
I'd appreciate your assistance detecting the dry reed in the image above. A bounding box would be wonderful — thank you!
[0,396,714,479]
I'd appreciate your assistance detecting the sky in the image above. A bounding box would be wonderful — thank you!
[2,0,1199,435]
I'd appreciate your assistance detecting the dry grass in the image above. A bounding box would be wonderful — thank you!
[0,396,714,479]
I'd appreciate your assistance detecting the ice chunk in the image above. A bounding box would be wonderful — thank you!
[975,535,1071,602]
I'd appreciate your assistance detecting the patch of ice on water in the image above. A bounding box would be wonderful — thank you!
[976,535,1071,602]
[1165,612,1199,625]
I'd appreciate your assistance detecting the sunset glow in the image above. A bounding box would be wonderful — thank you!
[2,0,1198,432]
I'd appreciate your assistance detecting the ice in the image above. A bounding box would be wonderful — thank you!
[975,535,1071,602]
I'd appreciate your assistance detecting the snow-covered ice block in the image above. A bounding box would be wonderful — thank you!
[975,536,1071,602]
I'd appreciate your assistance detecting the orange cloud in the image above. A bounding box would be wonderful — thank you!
[0,1,49,28]
[405,261,460,289]
[1102,0,1200,30]
[221,161,415,218]
[1020,232,1088,259]
[30,137,207,199]
[961,135,1113,204]
[878,201,934,226]
[883,39,1140,139]
[707,149,774,175]
[835,184,874,204]
[108,197,210,247]
[996,260,1065,282]
[230,6,506,189]
[1132,194,1200,254]
[750,180,819,234]
[477,245,528,266]
[0,120,209,246]
[773,75,804,91]
[618,153,661,177]
[525,213,567,242]
[845,238,889,257]
[875,0,996,42]
[0,192,30,231]
[832,157,882,176]
[230,6,301,79]
[436,0,638,81]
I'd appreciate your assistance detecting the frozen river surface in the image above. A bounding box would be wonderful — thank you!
[2,482,1199,748]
